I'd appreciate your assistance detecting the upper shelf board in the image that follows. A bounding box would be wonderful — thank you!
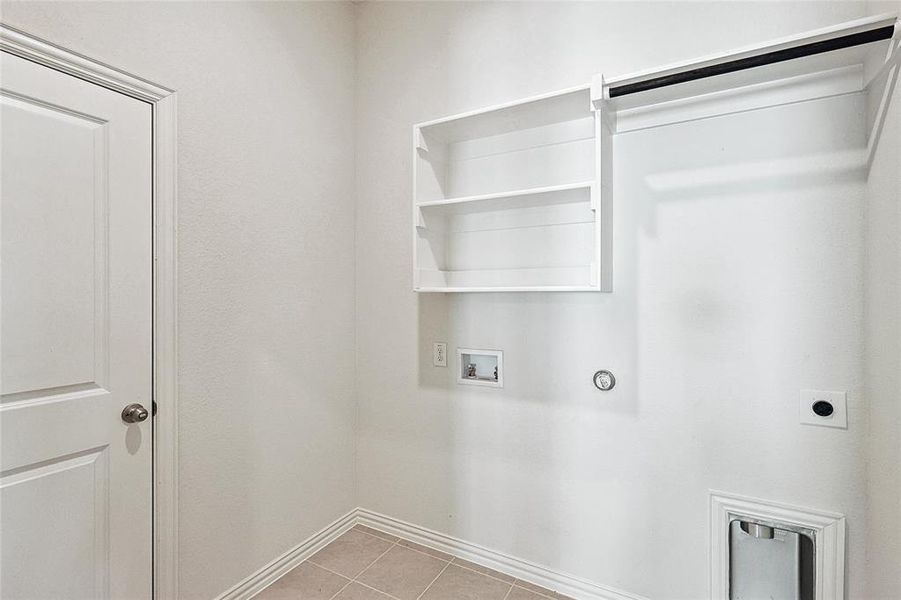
[416,181,594,213]
[594,13,898,119]
[415,85,592,144]
[600,13,897,97]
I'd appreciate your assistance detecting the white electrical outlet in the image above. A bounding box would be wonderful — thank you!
[799,389,847,429]
[433,343,447,367]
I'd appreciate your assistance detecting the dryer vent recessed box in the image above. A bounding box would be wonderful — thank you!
[457,349,503,388]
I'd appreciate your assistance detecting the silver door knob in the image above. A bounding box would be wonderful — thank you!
[122,403,149,423]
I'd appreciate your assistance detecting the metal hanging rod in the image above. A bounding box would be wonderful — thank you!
[609,24,896,98]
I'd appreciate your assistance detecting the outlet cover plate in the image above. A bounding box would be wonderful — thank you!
[799,389,847,429]
[433,343,447,367]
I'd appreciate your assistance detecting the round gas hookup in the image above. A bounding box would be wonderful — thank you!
[593,370,616,391]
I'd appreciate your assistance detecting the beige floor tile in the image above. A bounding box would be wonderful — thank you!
[356,545,447,600]
[420,564,511,600]
[254,562,349,600]
[309,530,394,578]
[396,539,453,561]
[452,558,515,583]
[507,585,553,600]
[353,525,399,543]
[512,580,575,600]
[332,582,395,600]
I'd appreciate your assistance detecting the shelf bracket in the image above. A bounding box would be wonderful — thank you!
[866,30,900,172]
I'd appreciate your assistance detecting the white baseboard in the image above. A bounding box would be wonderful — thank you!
[356,508,648,600]
[217,507,647,600]
[215,510,357,600]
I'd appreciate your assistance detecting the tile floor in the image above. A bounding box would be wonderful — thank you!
[255,525,575,600]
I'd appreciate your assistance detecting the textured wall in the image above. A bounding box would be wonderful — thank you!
[864,22,901,598]
[353,2,882,597]
[0,2,357,598]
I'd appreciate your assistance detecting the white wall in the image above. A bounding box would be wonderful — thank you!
[0,2,357,598]
[864,9,901,596]
[863,6,901,598]
[354,2,886,598]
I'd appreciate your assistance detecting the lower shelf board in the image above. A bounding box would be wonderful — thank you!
[415,266,601,292]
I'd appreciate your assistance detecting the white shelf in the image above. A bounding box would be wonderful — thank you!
[417,86,591,143]
[603,14,897,93]
[413,86,611,293]
[412,14,898,293]
[416,181,594,212]
[416,266,598,292]
[593,13,899,134]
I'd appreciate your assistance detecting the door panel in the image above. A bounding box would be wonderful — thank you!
[1,447,110,599]
[1,91,108,397]
[1,51,152,599]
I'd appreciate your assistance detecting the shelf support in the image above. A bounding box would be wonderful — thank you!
[866,29,900,172]
[591,76,614,292]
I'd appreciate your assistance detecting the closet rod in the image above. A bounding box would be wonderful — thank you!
[609,24,896,98]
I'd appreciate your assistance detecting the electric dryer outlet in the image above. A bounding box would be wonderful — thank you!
[799,389,847,429]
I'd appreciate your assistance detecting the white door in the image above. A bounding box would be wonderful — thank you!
[0,50,152,599]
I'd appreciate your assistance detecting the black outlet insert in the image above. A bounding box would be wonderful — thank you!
[812,400,834,417]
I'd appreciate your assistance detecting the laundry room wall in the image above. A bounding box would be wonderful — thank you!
[0,2,357,597]
[353,2,885,597]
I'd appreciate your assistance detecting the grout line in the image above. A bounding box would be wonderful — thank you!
[308,539,396,582]
[357,525,535,589]
[313,539,401,600]
[415,561,451,600]
[346,534,425,600]
[352,539,399,579]
[355,526,452,564]
[450,558,518,587]
[351,579,404,600]
[307,560,356,579]
[327,578,354,600]
[352,525,401,544]
[305,526,562,600]
[510,583,569,600]
[395,541,453,563]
